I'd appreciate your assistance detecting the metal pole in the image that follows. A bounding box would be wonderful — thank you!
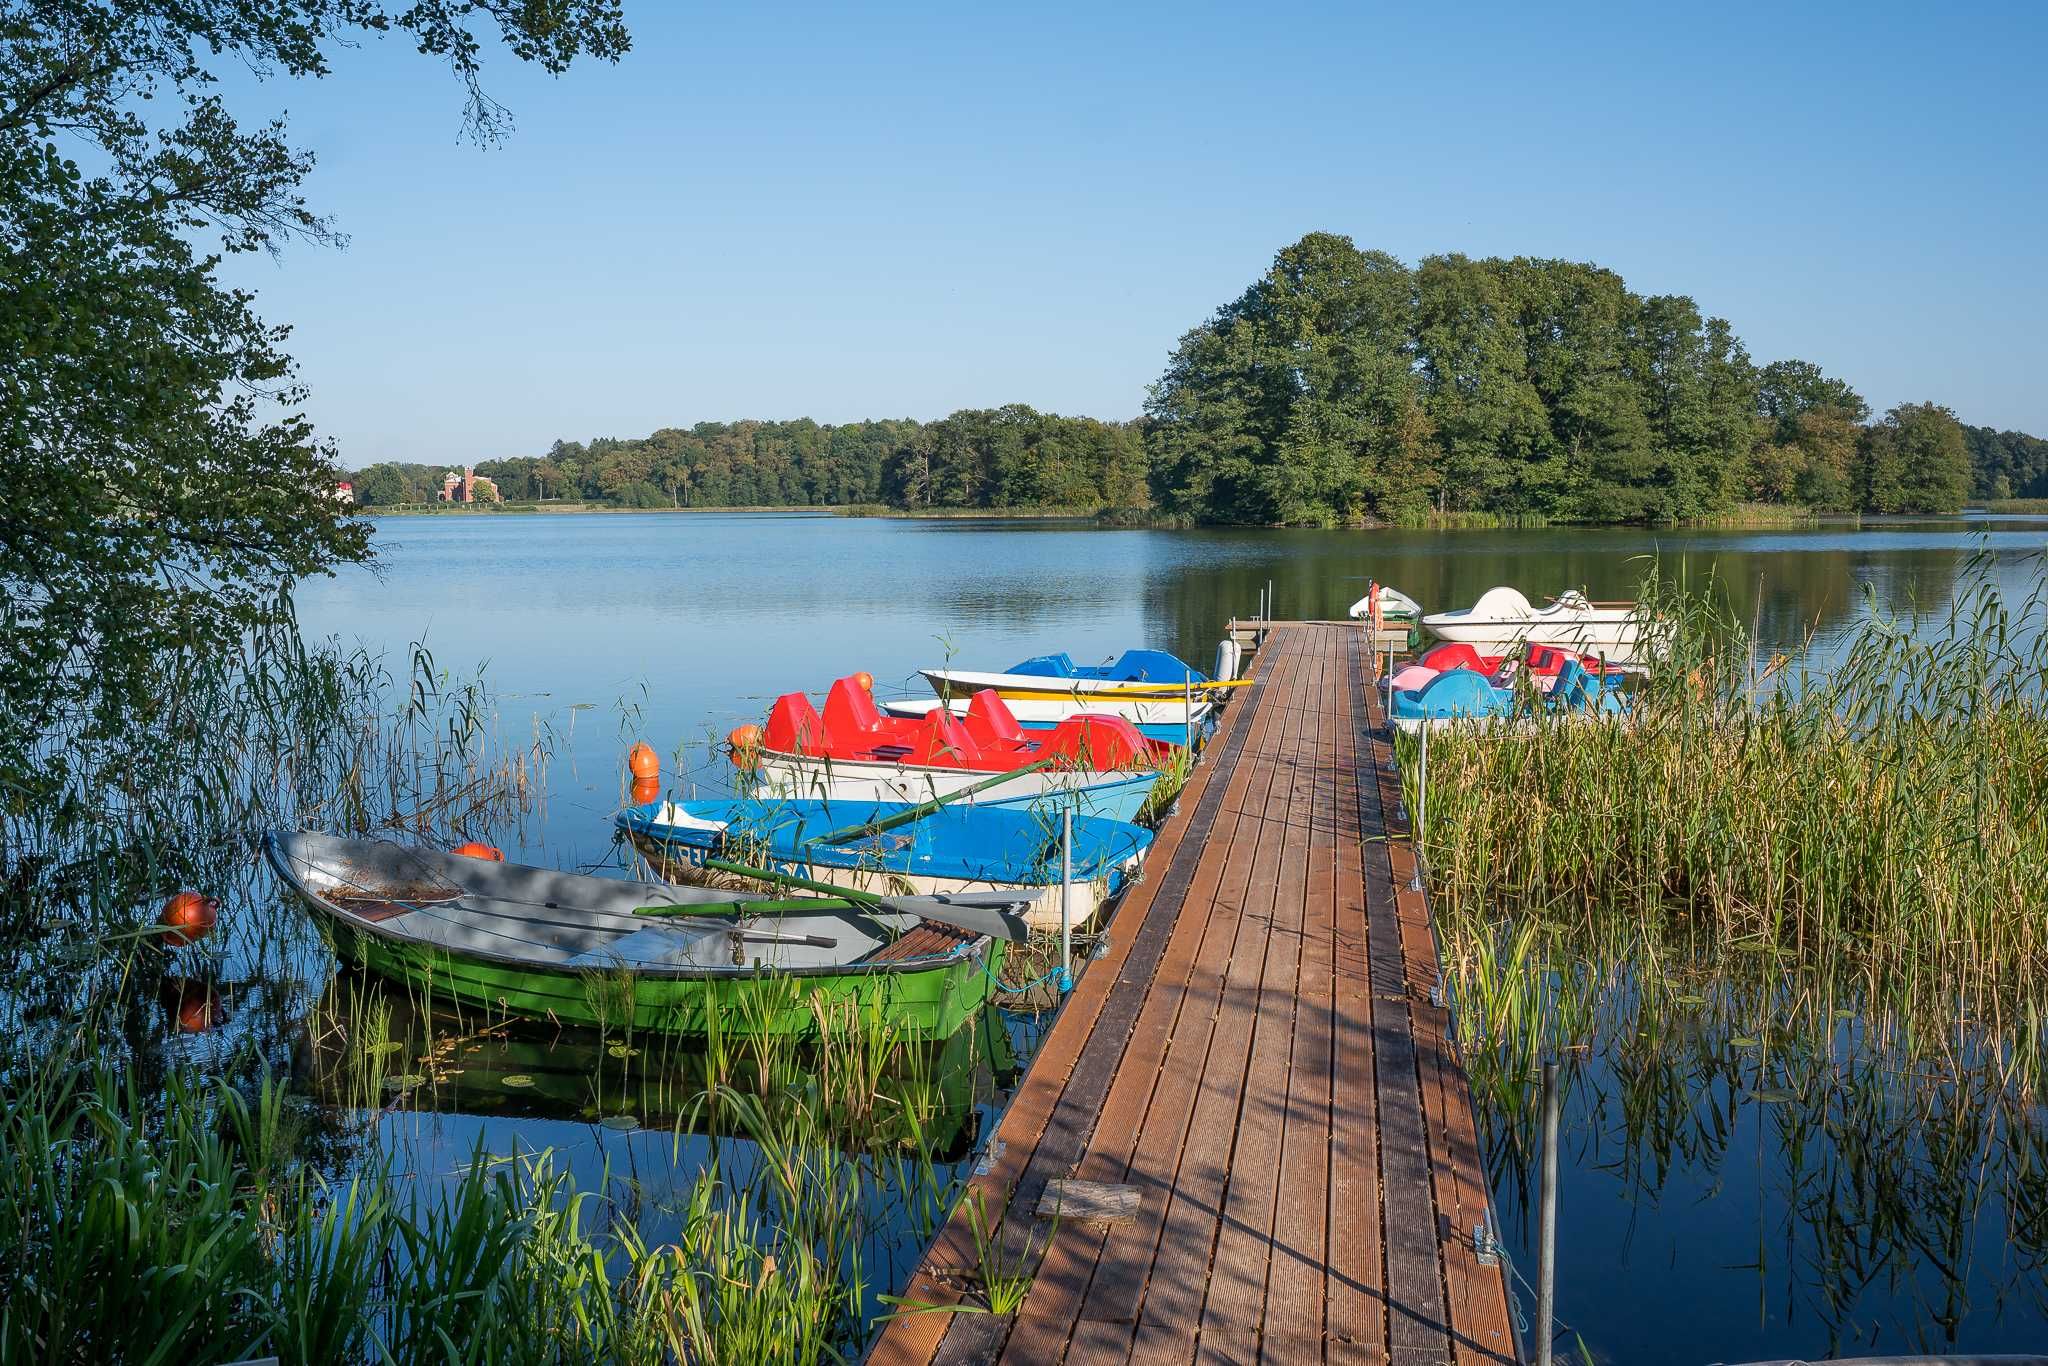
[1058,809,1074,992]
[1184,671,1195,754]
[1266,578,1273,622]
[1537,1058,1561,1366]
[1408,722,1428,892]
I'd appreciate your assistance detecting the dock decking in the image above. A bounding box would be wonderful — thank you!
[868,622,1517,1366]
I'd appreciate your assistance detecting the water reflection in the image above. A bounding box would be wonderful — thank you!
[304,971,1015,1162]
[1455,931,2048,1362]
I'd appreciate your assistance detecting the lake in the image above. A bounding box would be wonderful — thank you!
[283,510,2048,1362]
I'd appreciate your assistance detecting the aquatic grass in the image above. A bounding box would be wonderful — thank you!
[1416,554,2048,994]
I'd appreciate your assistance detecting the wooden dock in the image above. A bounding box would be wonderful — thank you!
[868,622,1517,1366]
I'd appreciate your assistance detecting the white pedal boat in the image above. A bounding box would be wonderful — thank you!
[1421,587,1657,666]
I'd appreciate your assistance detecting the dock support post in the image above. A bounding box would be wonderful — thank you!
[1537,1058,1561,1366]
[1184,672,1194,753]
[1058,809,1074,992]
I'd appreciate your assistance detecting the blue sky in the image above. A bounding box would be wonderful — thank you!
[215,1,2048,467]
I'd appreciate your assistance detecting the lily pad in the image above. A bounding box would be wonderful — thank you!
[382,1073,426,1091]
[1675,994,1706,1005]
[1754,1088,1795,1103]
[599,1115,641,1133]
[366,1041,406,1056]
[1729,1035,1761,1048]
[501,1074,536,1089]
[606,1044,641,1058]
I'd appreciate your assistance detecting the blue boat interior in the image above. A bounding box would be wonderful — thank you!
[623,799,1155,880]
[1007,648,1208,684]
[1391,659,1631,722]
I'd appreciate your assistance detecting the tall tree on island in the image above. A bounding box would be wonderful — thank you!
[1148,233,1427,525]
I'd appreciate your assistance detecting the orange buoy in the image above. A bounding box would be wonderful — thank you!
[853,671,874,692]
[630,775,661,805]
[158,891,218,946]
[452,841,504,861]
[727,724,764,757]
[627,742,660,780]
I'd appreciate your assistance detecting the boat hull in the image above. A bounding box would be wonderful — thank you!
[747,751,1161,823]
[628,830,1118,932]
[1421,616,1644,661]
[317,910,1000,1039]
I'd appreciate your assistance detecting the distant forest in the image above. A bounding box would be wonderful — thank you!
[351,234,2047,525]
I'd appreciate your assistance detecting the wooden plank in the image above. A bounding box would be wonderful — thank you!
[1358,638,1518,1365]
[1055,639,1306,1334]
[1037,1181,1143,1225]
[1198,626,1323,1348]
[1328,634,1390,1364]
[1128,638,1313,1359]
[995,638,1307,1366]
[1261,626,1342,1364]
[871,648,1271,1366]
[1349,632,1452,1365]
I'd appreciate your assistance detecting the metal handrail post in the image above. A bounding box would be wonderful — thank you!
[1058,809,1074,992]
[1408,722,1428,892]
[1537,1058,1561,1366]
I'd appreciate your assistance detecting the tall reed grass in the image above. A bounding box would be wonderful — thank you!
[1416,554,2048,994]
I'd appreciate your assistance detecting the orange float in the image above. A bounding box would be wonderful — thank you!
[627,742,660,780]
[158,891,219,946]
[852,671,874,692]
[727,724,764,754]
[452,841,504,861]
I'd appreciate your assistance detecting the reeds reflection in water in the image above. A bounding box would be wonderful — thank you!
[1419,551,2048,1358]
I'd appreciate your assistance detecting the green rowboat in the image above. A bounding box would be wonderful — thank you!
[266,831,1015,1039]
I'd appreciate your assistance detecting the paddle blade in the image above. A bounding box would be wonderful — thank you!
[874,894,1033,944]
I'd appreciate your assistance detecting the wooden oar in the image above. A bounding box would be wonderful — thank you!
[807,758,1054,846]
[632,856,1032,943]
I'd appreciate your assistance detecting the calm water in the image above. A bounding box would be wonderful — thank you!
[281,511,2047,1361]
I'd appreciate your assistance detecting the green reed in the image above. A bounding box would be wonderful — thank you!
[1415,553,2048,994]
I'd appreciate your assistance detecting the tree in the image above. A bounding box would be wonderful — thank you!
[1855,403,1970,514]
[1757,360,1868,440]
[3,2,629,902]
[1148,233,1422,524]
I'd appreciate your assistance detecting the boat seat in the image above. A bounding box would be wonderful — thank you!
[964,690,1027,747]
[906,710,980,766]
[764,692,829,755]
[823,676,884,736]
[562,924,722,969]
[1008,652,1078,679]
[1419,642,1488,674]
[1109,648,1202,683]
[1042,714,1149,768]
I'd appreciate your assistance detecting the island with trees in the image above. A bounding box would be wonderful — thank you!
[350,234,2041,525]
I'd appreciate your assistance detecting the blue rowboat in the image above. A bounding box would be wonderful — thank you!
[618,799,1154,930]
